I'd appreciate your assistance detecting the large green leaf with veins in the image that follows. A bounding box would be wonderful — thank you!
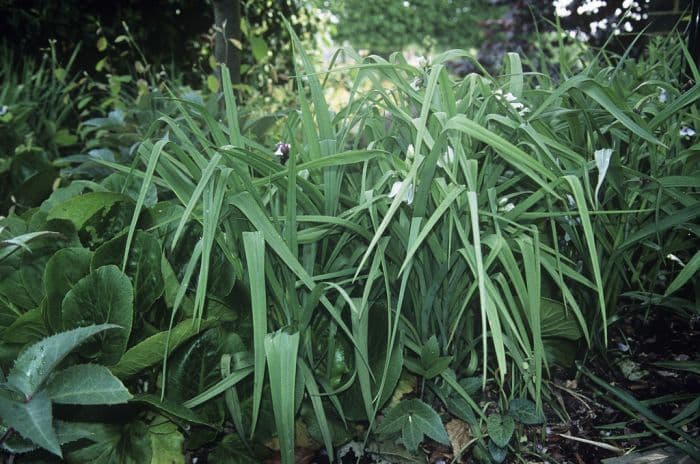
[92,231,164,313]
[43,247,93,333]
[6,323,120,397]
[0,390,60,457]
[61,265,133,365]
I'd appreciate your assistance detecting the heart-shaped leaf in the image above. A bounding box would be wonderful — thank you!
[488,439,508,463]
[486,413,514,448]
[508,398,543,425]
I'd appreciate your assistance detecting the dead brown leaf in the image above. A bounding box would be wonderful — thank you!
[446,418,471,455]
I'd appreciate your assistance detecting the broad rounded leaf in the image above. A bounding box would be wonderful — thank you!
[7,324,120,398]
[486,413,515,448]
[100,173,157,208]
[47,192,130,229]
[62,265,133,365]
[92,231,164,313]
[149,421,184,464]
[47,364,132,405]
[508,398,543,425]
[44,247,93,332]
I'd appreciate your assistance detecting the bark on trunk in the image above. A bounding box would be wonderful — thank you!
[212,0,241,85]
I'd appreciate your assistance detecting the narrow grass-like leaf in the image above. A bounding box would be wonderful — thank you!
[665,251,700,296]
[564,176,607,342]
[265,331,300,464]
[242,231,267,437]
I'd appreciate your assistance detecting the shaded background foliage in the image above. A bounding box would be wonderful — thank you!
[0,0,318,85]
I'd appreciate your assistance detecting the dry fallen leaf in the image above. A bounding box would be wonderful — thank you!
[446,418,471,455]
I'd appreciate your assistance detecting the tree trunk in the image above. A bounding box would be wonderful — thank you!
[212,0,241,85]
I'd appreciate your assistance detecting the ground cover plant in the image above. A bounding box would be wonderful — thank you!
[0,19,698,464]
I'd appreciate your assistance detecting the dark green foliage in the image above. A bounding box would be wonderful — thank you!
[329,0,506,53]
[0,16,698,464]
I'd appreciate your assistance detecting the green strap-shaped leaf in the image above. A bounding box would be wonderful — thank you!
[242,231,267,437]
[265,331,299,464]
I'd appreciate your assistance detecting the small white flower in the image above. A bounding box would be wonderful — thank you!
[388,180,414,205]
[274,142,291,157]
[417,56,430,68]
[658,87,668,103]
[498,197,516,212]
[553,0,573,17]
[666,253,685,266]
[594,148,613,203]
[680,127,696,138]
[494,90,530,116]
[438,146,454,168]
[410,77,422,91]
[406,144,415,160]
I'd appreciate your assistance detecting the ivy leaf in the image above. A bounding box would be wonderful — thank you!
[486,413,514,448]
[0,390,61,457]
[6,324,120,398]
[508,398,543,425]
[47,364,132,405]
[377,399,449,452]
